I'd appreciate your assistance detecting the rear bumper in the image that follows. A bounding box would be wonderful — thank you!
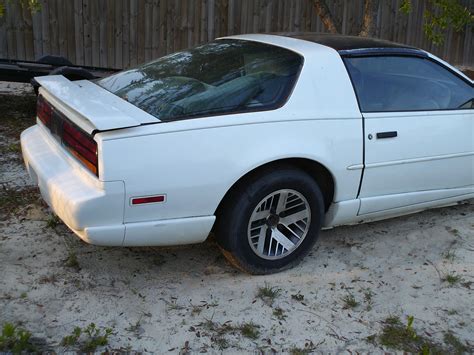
[21,124,126,245]
[20,124,214,246]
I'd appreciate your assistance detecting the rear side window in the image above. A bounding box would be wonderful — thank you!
[98,40,302,121]
[344,56,473,112]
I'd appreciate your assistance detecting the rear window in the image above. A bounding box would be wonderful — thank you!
[97,39,303,121]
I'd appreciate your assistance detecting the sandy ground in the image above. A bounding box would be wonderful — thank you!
[0,81,473,353]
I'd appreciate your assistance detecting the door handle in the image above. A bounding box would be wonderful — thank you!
[376,131,398,139]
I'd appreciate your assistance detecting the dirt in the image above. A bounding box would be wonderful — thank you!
[0,81,473,353]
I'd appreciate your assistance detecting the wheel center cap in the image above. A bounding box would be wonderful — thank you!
[266,214,280,228]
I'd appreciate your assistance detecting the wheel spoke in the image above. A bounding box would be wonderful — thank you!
[280,209,309,226]
[256,227,267,254]
[251,210,270,222]
[275,191,289,214]
[271,229,295,251]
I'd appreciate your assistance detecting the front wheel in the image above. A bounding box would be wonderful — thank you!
[216,167,325,274]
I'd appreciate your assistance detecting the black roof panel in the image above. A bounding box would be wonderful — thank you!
[275,32,416,51]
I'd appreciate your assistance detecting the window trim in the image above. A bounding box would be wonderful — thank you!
[342,53,473,114]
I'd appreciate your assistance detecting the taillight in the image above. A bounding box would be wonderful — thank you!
[37,95,52,127]
[36,95,99,177]
[62,121,99,176]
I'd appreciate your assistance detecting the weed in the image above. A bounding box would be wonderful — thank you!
[20,292,27,299]
[443,331,470,354]
[441,273,463,285]
[372,315,447,353]
[446,227,460,237]
[164,298,185,311]
[363,288,374,311]
[0,186,38,219]
[256,282,281,305]
[239,322,260,340]
[46,214,61,229]
[0,94,37,138]
[289,346,312,355]
[0,142,21,155]
[341,293,359,309]
[125,319,142,335]
[64,251,80,270]
[446,309,458,316]
[0,323,36,353]
[61,323,112,352]
[442,249,456,262]
[291,292,304,302]
[273,307,287,321]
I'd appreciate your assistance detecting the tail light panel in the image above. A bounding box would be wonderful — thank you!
[36,95,99,176]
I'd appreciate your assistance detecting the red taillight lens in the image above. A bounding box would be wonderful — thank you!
[62,121,98,176]
[37,95,52,127]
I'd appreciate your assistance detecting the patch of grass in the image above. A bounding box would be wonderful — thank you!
[445,227,460,237]
[256,282,281,305]
[0,186,39,219]
[442,249,457,262]
[363,288,374,311]
[289,345,315,355]
[341,293,359,309]
[0,94,37,138]
[441,273,463,285]
[20,292,27,299]
[273,307,287,321]
[46,214,61,229]
[443,331,470,354]
[0,323,36,353]
[0,142,21,155]
[61,323,112,352]
[239,322,260,340]
[64,251,80,270]
[373,315,447,353]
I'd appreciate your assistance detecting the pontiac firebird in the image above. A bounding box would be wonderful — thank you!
[21,33,474,274]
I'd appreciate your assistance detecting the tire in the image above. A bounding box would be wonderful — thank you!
[216,166,325,274]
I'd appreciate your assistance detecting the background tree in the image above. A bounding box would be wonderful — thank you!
[312,0,472,43]
[0,0,41,17]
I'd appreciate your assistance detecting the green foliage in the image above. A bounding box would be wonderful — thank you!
[0,323,36,353]
[256,282,281,305]
[443,331,470,354]
[442,272,463,285]
[239,322,260,340]
[61,323,112,352]
[375,315,448,353]
[341,293,359,309]
[400,0,473,44]
[0,0,41,17]
[64,251,80,270]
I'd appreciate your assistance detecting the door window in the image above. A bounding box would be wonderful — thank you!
[344,56,473,112]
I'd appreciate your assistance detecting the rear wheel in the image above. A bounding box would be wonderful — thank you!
[216,167,325,274]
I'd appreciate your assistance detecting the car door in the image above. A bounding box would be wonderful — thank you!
[344,54,474,215]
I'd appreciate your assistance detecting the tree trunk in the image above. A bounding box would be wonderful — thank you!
[359,0,380,37]
[312,0,341,34]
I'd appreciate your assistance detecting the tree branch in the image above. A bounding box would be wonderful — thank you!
[359,0,380,37]
[312,0,341,34]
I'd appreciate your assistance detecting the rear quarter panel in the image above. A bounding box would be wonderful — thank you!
[98,41,364,224]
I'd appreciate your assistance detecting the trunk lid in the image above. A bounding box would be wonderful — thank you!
[35,75,159,134]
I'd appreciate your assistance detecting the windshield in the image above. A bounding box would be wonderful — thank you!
[97,39,303,121]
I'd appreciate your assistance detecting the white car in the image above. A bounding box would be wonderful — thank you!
[21,33,474,274]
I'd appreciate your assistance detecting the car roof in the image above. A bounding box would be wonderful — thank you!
[271,32,426,57]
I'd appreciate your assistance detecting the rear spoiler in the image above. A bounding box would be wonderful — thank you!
[35,75,158,134]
